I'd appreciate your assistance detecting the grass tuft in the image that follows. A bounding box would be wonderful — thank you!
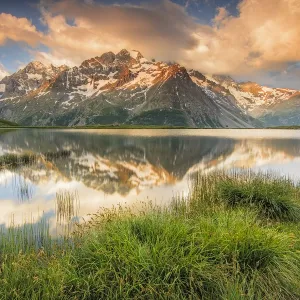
[218,172,300,221]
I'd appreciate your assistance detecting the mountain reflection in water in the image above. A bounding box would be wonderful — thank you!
[0,129,300,232]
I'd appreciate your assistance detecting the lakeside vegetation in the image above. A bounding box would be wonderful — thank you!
[0,116,299,130]
[268,125,300,129]
[0,124,193,129]
[1,123,300,130]
[1,171,300,299]
[0,119,19,127]
[0,116,299,129]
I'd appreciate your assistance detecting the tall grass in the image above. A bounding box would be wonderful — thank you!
[217,170,300,221]
[55,190,80,224]
[0,219,53,256]
[0,170,300,299]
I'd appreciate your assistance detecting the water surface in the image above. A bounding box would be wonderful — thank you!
[1,129,300,233]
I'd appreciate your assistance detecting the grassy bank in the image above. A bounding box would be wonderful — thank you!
[0,124,193,129]
[0,119,19,127]
[1,171,300,299]
[268,125,300,129]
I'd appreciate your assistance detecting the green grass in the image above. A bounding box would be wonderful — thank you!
[1,171,300,299]
[0,124,193,129]
[267,125,300,129]
[0,118,19,127]
[217,171,300,221]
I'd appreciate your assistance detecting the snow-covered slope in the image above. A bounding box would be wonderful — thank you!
[0,64,9,81]
[0,61,68,100]
[187,73,300,126]
[204,75,300,125]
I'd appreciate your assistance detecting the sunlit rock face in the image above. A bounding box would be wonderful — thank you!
[191,74,300,126]
[0,50,258,128]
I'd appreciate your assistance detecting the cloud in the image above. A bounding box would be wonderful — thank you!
[37,0,300,76]
[35,0,199,66]
[183,0,300,75]
[1,0,300,84]
[213,7,229,26]
[0,13,43,47]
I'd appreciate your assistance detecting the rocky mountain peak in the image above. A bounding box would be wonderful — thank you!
[129,50,144,61]
[189,70,206,82]
[116,49,131,58]
[115,49,141,65]
[166,64,190,81]
[211,74,236,86]
[99,51,116,65]
[24,61,47,73]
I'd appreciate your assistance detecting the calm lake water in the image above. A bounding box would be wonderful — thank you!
[1,129,300,234]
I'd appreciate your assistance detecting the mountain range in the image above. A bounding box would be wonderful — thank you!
[0,49,299,127]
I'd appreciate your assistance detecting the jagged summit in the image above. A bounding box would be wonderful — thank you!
[99,51,116,65]
[0,60,68,98]
[116,49,144,65]
[80,49,145,69]
[25,61,47,69]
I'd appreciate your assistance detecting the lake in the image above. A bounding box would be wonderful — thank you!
[1,128,300,234]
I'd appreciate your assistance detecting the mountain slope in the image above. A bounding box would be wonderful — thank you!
[205,75,300,126]
[260,94,300,126]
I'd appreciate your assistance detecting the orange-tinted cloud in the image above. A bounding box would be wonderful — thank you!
[36,0,199,66]
[0,13,43,46]
[1,0,300,77]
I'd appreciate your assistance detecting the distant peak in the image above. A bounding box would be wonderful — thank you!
[129,50,144,60]
[23,61,49,74]
[212,74,235,83]
[27,61,46,68]
[99,51,116,65]
[116,49,131,58]
[116,49,144,62]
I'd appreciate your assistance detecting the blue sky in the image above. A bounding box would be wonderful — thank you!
[0,0,299,89]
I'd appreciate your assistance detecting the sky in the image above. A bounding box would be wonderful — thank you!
[0,0,299,89]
